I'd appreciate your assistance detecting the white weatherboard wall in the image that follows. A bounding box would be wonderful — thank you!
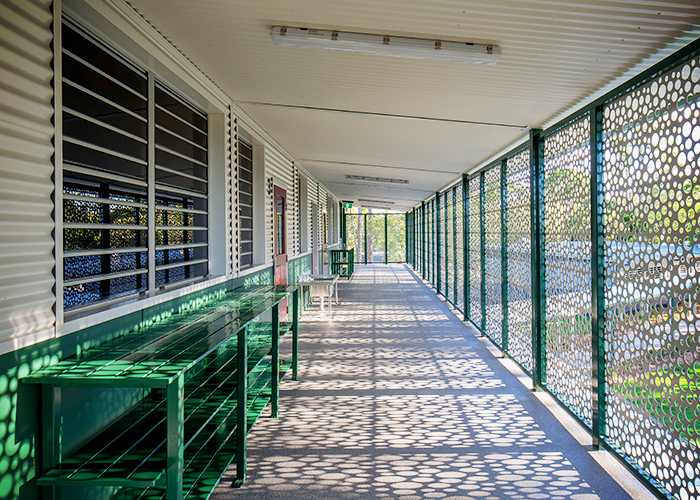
[0,0,342,354]
[226,108,238,277]
[265,145,296,260]
[0,0,56,353]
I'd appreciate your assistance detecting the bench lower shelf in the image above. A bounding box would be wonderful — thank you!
[112,363,292,500]
[40,335,293,499]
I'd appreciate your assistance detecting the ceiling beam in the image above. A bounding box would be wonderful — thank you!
[237,101,529,129]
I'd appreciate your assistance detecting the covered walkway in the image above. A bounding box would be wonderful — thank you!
[213,265,648,500]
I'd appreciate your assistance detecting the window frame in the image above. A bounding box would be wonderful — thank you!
[237,137,254,269]
[60,18,212,318]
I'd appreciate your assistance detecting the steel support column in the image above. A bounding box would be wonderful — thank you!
[421,201,426,277]
[463,174,469,322]
[363,213,368,265]
[453,187,458,302]
[436,192,441,294]
[385,213,388,264]
[529,129,545,390]
[480,172,486,333]
[501,159,509,352]
[590,105,606,448]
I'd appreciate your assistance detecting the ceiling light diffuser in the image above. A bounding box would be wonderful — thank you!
[346,175,408,184]
[271,27,501,64]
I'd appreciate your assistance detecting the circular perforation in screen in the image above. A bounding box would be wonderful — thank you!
[603,56,700,499]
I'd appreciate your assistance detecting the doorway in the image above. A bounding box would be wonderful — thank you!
[274,185,288,314]
[311,202,319,274]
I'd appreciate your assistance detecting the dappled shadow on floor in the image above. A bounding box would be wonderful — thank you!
[212,265,627,500]
[228,451,598,500]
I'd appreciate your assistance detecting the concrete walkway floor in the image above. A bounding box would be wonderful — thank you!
[212,264,652,500]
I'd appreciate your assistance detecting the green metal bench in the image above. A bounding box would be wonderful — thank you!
[329,248,354,278]
[23,285,300,500]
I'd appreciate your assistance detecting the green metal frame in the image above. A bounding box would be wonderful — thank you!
[403,36,700,500]
[462,174,469,322]
[479,172,486,333]
[384,213,389,264]
[500,159,509,352]
[363,213,368,264]
[436,192,441,295]
[421,201,426,277]
[29,286,301,498]
[529,129,545,390]
[590,105,606,449]
[340,204,346,244]
[462,174,472,321]
[452,187,458,303]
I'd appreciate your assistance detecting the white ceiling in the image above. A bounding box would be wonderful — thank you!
[126,0,700,211]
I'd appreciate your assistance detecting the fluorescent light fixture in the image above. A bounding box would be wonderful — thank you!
[271,27,501,64]
[346,175,408,184]
[362,205,396,210]
[358,199,394,204]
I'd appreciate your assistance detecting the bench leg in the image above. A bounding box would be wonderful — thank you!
[167,376,184,500]
[292,288,299,381]
[234,325,248,487]
[41,385,62,500]
[271,303,280,418]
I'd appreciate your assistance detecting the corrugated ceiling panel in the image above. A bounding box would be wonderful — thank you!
[128,0,700,125]
[124,0,700,209]
[0,0,55,345]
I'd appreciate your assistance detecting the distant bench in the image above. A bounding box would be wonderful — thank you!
[23,284,300,500]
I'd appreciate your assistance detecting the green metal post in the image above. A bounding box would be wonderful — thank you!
[341,204,346,245]
[166,376,184,500]
[434,198,438,285]
[411,210,415,266]
[480,172,486,333]
[385,213,388,264]
[436,192,441,294]
[404,212,408,265]
[421,201,426,277]
[292,288,299,381]
[234,324,248,487]
[529,129,546,390]
[463,174,469,322]
[453,187,458,301]
[590,105,606,448]
[363,213,368,265]
[410,210,413,266]
[41,385,62,500]
[428,200,435,283]
[501,159,509,352]
[414,209,417,268]
[271,303,280,418]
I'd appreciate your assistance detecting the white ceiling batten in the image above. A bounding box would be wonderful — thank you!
[126,0,700,209]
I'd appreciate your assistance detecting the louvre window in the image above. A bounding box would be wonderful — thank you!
[238,139,254,268]
[62,22,209,311]
[154,84,209,287]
